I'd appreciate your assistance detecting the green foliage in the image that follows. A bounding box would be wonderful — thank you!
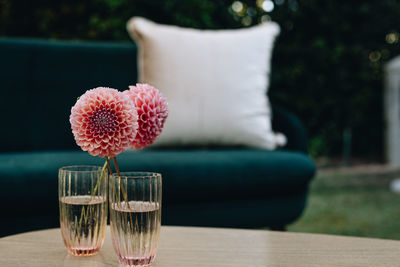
[1,0,400,158]
[309,136,329,158]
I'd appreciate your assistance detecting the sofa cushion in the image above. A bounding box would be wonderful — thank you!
[0,216,59,238]
[127,17,286,149]
[0,150,315,207]
[164,192,308,228]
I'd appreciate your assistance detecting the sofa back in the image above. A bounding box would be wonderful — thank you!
[0,38,138,152]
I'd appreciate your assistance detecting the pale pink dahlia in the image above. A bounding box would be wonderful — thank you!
[123,83,168,149]
[70,87,138,158]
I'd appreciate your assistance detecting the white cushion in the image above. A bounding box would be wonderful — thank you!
[127,17,286,149]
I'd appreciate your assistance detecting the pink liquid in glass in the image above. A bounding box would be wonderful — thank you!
[59,195,107,256]
[110,201,161,266]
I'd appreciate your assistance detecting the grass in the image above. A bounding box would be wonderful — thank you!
[288,166,400,240]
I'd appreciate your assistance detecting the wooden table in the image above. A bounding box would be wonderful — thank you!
[1,226,400,266]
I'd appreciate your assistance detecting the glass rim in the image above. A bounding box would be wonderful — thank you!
[59,165,103,173]
[111,172,161,179]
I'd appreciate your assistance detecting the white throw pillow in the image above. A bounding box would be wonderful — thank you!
[127,17,286,149]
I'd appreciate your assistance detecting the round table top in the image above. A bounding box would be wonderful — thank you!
[1,226,400,266]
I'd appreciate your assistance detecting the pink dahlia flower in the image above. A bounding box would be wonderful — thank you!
[70,87,138,158]
[123,83,168,149]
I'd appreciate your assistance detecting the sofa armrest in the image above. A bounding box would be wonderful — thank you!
[271,104,308,153]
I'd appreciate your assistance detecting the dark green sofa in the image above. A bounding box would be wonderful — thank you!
[0,38,316,237]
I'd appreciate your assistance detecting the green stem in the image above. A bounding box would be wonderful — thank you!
[106,157,113,175]
[111,156,134,231]
[76,160,108,242]
[112,157,129,205]
[91,160,108,197]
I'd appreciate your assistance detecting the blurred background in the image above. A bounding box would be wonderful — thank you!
[2,0,400,162]
[2,0,400,239]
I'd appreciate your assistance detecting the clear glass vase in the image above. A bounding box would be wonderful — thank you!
[109,172,162,266]
[58,165,108,256]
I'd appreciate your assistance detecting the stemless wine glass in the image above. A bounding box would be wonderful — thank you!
[58,165,108,256]
[109,172,162,266]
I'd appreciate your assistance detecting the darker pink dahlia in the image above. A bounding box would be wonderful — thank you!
[123,84,168,149]
[70,87,138,158]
